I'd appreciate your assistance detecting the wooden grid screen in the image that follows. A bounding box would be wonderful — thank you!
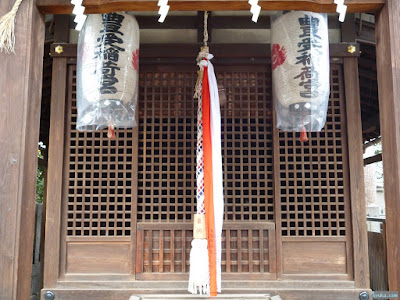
[65,65,133,237]
[218,71,274,221]
[137,71,198,222]
[137,69,274,223]
[136,223,272,277]
[278,65,348,237]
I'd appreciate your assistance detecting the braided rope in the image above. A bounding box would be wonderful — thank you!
[203,11,208,46]
[0,0,24,53]
[193,12,209,99]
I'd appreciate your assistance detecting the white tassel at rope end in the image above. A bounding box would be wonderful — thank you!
[334,0,347,22]
[248,0,261,23]
[188,239,210,295]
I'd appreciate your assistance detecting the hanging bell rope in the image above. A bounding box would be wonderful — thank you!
[0,0,24,53]
[189,10,211,295]
[189,10,224,296]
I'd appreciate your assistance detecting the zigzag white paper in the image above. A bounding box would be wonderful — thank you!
[158,0,170,23]
[71,0,87,31]
[334,0,347,22]
[248,0,261,23]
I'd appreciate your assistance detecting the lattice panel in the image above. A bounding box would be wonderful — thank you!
[66,65,133,237]
[137,69,274,222]
[218,71,274,221]
[137,224,271,275]
[278,65,348,237]
[137,71,198,222]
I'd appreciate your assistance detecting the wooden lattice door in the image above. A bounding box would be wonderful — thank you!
[60,61,352,282]
[135,65,276,280]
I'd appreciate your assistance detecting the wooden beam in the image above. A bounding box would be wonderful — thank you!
[364,153,382,166]
[103,15,341,30]
[36,0,385,15]
[0,0,45,299]
[375,0,400,292]
[54,15,70,43]
[50,43,360,59]
[342,15,370,289]
[356,19,376,45]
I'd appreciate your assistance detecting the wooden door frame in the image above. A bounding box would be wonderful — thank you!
[36,1,400,295]
[3,0,399,296]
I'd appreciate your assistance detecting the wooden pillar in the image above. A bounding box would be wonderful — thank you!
[43,14,70,289]
[0,0,45,299]
[375,1,400,292]
[342,15,370,289]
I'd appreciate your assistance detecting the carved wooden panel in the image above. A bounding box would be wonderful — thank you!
[136,223,274,278]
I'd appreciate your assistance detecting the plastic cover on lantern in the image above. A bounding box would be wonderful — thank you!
[76,12,139,131]
[271,11,330,132]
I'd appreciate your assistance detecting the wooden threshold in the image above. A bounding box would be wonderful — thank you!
[37,0,385,15]
[54,279,357,290]
[41,288,370,300]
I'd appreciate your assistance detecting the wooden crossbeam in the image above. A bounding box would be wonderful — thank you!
[364,153,383,165]
[49,43,360,58]
[129,15,341,29]
[36,0,385,15]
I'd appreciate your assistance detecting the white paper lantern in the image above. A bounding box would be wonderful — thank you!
[271,11,330,132]
[76,12,140,131]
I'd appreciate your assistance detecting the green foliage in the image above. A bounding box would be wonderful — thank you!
[36,164,45,203]
[36,144,46,203]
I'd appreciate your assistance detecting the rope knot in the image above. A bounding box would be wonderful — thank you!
[0,0,24,53]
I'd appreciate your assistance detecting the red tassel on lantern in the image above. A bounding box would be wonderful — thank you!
[300,125,308,143]
[107,124,116,139]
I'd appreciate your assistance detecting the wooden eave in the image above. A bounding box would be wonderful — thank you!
[36,0,385,15]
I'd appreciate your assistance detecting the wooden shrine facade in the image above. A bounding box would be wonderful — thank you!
[39,38,369,298]
[2,1,400,300]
